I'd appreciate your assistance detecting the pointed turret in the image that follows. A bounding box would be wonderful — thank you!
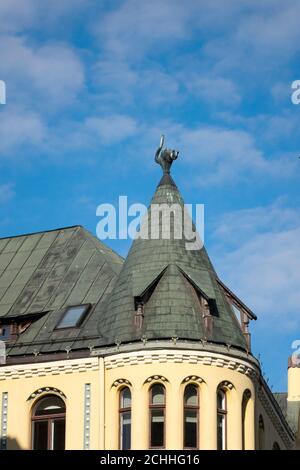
[98,137,251,351]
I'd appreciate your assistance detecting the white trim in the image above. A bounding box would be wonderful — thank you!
[0,357,99,380]
[104,349,258,377]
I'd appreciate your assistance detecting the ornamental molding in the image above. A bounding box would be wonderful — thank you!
[143,375,169,385]
[27,387,66,401]
[182,375,204,384]
[104,349,258,378]
[111,378,132,388]
[218,380,234,390]
[0,357,99,380]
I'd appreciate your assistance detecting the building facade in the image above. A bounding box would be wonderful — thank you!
[0,140,298,450]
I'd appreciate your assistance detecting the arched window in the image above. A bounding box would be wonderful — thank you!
[242,390,251,450]
[258,415,265,450]
[217,389,227,450]
[119,387,131,450]
[184,384,199,449]
[32,395,66,450]
[149,383,165,448]
[272,441,280,450]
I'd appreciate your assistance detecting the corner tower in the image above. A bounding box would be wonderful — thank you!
[98,136,255,351]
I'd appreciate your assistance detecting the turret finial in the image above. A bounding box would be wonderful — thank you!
[155,135,179,174]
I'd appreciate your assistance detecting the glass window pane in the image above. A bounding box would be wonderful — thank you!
[56,305,88,329]
[34,396,65,416]
[217,390,225,410]
[184,409,197,448]
[0,325,10,341]
[120,411,131,450]
[217,414,225,450]
[184,384,198,406]
[33,420,48,450]
[151,384,165,405]
[120,387,131,408]
[52,418,65,450]
[150,409,164,447]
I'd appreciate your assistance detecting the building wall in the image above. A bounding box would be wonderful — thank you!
[255,395,289,450]
[104,348,256,450]
[0,349,293,450]
[0,357,100,450]
[288,365,300,447]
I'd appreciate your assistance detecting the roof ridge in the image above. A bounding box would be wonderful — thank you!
[80,227,124,266]
[0,225,83,240]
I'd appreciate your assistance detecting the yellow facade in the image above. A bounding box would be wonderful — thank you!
[0,345,293,450]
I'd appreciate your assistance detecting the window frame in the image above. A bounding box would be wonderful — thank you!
[183,383,199,450]
[119,386,132,450]
[149,383,166,449]
[242,389,251,450]
[217,388,227,451]
[54,304,91,331]
[258,414,265,450]
[31,395,66,450]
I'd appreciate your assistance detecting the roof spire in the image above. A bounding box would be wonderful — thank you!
[155,135,179,175]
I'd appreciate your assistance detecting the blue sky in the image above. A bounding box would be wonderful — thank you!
[0,0,299,391]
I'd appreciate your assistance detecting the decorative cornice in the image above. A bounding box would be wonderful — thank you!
[104,349,258,379]
[27,387,66,401]
[0,357,99,380]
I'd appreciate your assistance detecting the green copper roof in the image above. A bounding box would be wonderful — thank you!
[0,226,123,356]
[96,173,248,350]
[1,158,250,356]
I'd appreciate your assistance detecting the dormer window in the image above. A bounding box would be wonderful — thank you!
[0,324,11,341]
[0,317,36,342]
[55,305,90,330]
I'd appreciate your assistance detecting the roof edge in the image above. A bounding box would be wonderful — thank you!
[0,225,83,241]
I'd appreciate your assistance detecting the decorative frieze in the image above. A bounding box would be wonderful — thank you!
[104,349,257,379]
[0,358,99,380]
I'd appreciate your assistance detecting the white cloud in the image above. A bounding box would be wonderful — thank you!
[0,107,46,157]
[40,113,140,157]
[0,183,15,203]
[0,0,37,33]
[185,76,241,107]
[0,0,91,34]
[0,36,84,108]
[159,123,296,186]
[95,0,191,58]
[212,201,300,331]
[203,1,300,74]
[83,115,138,145]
